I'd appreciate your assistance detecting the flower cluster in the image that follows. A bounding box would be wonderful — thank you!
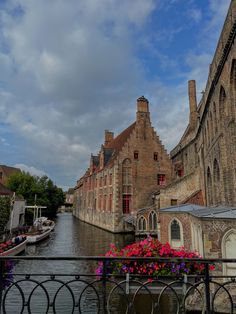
[96,237,214,277]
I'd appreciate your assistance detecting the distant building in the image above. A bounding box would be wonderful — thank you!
[65,188,74,207]
[74,97,172,232]
[0,165,21,186]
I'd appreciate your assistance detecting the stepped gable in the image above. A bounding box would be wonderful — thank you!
[105,122,136,160]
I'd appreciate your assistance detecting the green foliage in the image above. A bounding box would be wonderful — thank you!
[6,172,65,218]
[0,197,11,232]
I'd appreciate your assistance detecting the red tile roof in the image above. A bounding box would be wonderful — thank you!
[106,122,136,152]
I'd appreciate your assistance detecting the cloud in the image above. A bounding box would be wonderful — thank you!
[187,8,202,23]
[0,0,232,188]
[14,163,48,177]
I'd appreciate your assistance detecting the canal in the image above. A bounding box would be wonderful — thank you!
[6,213,136,313]
[3,214,203,313]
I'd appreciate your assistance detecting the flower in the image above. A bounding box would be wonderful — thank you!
[96,237,215,277]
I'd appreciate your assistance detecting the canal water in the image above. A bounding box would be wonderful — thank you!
[4,213,136,313]
[3,213,183,313]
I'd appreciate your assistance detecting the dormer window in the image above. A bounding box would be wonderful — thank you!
[134,151,139,160]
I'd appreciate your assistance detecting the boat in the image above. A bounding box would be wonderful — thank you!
[36,217,55,231]
[25,204,54,244]
[26,227,51,244]
[0,236,27,256]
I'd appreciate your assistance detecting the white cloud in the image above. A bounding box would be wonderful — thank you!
[14,163,48,177]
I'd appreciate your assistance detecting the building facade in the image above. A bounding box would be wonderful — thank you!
[157,1,236,208]
[136,204,236,276]
[74,97,172,232]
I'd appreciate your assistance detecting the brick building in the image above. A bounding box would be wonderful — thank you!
[74,97,172,232]
[0,165,21,186]
[136,204,236,275]
[157,1,236,208]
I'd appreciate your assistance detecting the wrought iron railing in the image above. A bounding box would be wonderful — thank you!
[0,256,236,313]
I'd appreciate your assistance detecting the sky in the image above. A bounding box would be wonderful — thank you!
[0,0,231,190]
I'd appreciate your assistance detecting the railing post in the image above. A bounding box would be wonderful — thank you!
[204,263,211,314]
[0,259,4,314]
[102,259,108,314]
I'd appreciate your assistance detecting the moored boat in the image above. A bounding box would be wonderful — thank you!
[26,227,51,244]
[36,217,55,231]
[25,204,54,244]
[0,236,27,256]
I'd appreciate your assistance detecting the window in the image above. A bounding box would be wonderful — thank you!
[157,174,166,186]
[138,216,147,231]
[99,177,102,187]
[0,172,2,180]
[123,195,131,214]
[230,59,236,91]
[171,219,180,240]
[154,152,158,161]
[109,194,112,212]
[149,211,157,231]
[171,199,177,206]
[104,175,107,186]
[109,173,112,185]
[177,169,184,177]
[122,159,132,213]
[134,151,139,160]
[104,195,106,211]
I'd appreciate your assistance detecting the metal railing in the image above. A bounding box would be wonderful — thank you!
[1,256,236,313]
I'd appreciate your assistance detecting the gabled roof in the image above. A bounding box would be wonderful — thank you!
[106,122,136,153]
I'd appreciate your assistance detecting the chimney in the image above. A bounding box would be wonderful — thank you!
[137,96,149,113]
[104,130,114,146]
[136,96,150,123]
[188,80,198,130]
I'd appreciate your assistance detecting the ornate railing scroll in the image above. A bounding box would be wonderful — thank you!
[0,256,236,313]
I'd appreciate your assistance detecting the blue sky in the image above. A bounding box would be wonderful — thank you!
[0,0,231,190]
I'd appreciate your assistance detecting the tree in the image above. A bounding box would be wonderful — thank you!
[6,172,65,218]
[0,196,10,233]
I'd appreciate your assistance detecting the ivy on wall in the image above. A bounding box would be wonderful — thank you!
[0,196,10,233]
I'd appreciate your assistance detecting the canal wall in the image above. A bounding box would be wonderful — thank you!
[75,207,134,233]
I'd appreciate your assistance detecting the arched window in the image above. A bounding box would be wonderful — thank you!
[207,120,210,144]
[213,102,218,134]
[122,159,132,214]
[230,59,236,92]
[169,218,183,248]
[207,167,212,205]
[219,86,227,118]
[138,216,147,231]
[209,112,213,141]
[222,229,236,276]
[171,219,180,240]
[213,159,220,205]
[148,211,157,231]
